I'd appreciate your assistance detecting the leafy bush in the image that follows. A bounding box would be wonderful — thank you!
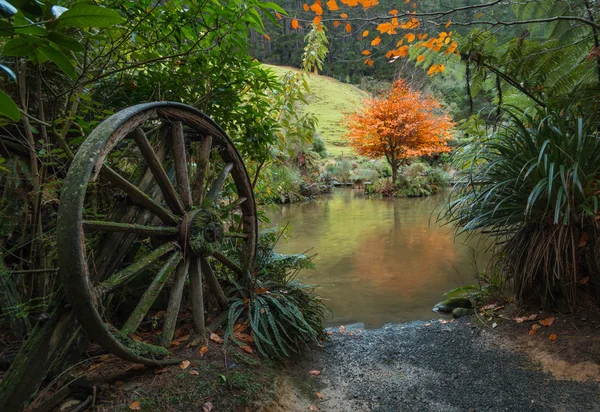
[223,229,327,358]
[445,109,600,308]
[312,135,328,158]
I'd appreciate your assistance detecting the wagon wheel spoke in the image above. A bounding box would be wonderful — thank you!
[161,257,191,347]
[121,251,181,335]
[83,220,178,236]
[97,242,176,296]
[188,257,206,337]
[132,127,184,216]
[204,162,233,205]
[200,256,229,310]
[100,166,179,225]
[192,136,212,205]
[171,121,193,211]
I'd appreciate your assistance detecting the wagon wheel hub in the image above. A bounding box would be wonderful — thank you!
[181,209,225,256]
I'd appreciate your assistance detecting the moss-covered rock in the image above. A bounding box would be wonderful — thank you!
[451,308,474,319]
[433,297,472,313]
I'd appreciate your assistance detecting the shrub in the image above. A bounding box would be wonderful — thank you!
[312,135,328,158]
[445,109,600,308]
[223,229,327,358]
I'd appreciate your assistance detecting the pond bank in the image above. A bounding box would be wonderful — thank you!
[275,318,600,411]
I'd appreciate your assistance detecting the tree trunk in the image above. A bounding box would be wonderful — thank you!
[391,165,398,184]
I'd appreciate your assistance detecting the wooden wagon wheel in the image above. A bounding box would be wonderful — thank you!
[57,102,257,365]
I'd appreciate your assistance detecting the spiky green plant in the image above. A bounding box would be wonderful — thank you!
[223,229,327,358]
[446,109,600,307]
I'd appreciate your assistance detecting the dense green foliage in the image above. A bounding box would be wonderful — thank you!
[447,110,600,307]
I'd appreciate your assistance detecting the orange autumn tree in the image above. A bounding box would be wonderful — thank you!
[344,79,453,182]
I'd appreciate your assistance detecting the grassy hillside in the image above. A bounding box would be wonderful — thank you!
[264,64,368,157]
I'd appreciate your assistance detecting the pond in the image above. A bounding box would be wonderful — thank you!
[267,188,489,328]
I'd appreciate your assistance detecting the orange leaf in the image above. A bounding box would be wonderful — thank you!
[129,401,142,411]
[362,30,369,37]
[179,360,191,370]
[340,13,348,18]
[333,20,340,26]
[210,333,224,344]
[326,0,339,11]
[445,20,452,28]
[579,232,589,247]
[189,370,200,375]
[417,55,424,62]
[405,33,415,42]
[199,346,209,356]
[345,23,352,33]
[240,345,253,354]
[316,392,323,399]
[549,333,558,341]
[388,9,398,15]
[303,3,309,11]
[308,369,321,375]
[539,316,555,327]
[339,325,346,333]
[154,310,166,319]
[276,12,282,19]
[327,331,333,335]
[310,3,323,15]
[477,12,483,18]
[529,328,537,336]
[361,50,371,55]
[291,19,300,30]
[313,15,322,25]
[371,36,381,46]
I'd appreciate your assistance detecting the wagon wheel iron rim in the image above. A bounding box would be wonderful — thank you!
[57,102,258,365]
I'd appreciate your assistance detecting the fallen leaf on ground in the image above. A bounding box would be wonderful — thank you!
[131,334,142,341]
[348,332,354,336]
[326,331,333,335]
[339,325,346,333]
[440,320,448,324]
[129,401,141,410]
[240,345,253,354]
[128,364,145,371]
[154,310,166,319]
[529,324,540,335]
[309,406,319,411]
[514,314,537,323]
[357,329,362,333]
[154,368,167,375]
[549,333,558,341]
[210,333,224,344]
[199,346,209,356]
[202,401,213,412]
[424,323,431,327]
[539,316,555,327]
[315,392,323,399]
[492,322,498,329]
[178,334,191,343]
[189,370,199,375]
[179,360,191,370]
[308,370,321,375]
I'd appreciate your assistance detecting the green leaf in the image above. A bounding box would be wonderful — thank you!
[48,32,84,52]
[0,89,20,121]
[0,0,17,17]
[3,36,35,56]
[39,45,76,78]
[258,2,287,15]
[0,20,15,37]
[57,5,125,28]
[14,11,48,36]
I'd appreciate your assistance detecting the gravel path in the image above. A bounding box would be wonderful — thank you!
[291,319,600,412]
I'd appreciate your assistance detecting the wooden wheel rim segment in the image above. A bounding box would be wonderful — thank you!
[57,102,257,365]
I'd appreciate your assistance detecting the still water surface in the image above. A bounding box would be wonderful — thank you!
[268,189,488,328]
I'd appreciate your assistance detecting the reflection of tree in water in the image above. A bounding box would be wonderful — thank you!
[352,199,458,303]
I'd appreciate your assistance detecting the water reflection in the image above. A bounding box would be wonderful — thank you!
[267,189,488,328]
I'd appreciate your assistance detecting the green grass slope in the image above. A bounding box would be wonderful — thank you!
[264,64,368,157]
